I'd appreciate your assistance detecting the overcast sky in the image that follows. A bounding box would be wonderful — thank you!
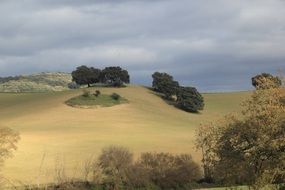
[0,0,284,91]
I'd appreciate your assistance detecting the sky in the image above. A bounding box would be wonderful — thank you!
[0,0,284,92]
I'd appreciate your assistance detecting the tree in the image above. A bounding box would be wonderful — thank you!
[196,83,285,189]
[176,87,204,113]
[152,72,179,99]
[72,65,101,87]
[100,67,130,87]
[251,73,282,89]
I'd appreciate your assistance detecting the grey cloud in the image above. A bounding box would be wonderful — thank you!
[0,0,285,91]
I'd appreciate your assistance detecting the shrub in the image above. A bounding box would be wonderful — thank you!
[82,90,91,97]
[94,90,101,97]
[138,152,202,189]
[98,146,133,190]
[125,163,152,189]
[111,93,120,100]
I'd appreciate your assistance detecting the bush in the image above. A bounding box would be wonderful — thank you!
[98,146,133,190]
[94,90,101,97]
[125,163,152,189]
[138,152,202,189]
[82,90,91,97]
[111,93,120,100]
[68,82,80,89]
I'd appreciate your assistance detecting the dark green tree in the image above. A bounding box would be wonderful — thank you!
[251,73,282,89]
[176,86,204,113]
[152,72,179,99]
[71,65,101,87]
[100,67,130,87]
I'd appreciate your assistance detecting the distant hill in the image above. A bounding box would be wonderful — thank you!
[0,72,72,92]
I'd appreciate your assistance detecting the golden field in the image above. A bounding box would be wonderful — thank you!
[0,85,250,184]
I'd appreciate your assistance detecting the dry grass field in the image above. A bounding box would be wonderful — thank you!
[0,85,250,184]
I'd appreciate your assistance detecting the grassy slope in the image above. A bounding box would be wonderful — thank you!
[0,85,250,184]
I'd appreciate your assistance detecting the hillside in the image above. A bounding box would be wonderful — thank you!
[0,72,72,92]
[0,85,251,184]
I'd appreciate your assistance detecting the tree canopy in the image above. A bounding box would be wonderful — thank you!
[177,86,204,113]
[196,82,285,189]
[72,66,129,87]
[152,72,204,112]
[152,72,179,99]
[71,65,101,87]
[251,73,282,89]
[100,67,130,87]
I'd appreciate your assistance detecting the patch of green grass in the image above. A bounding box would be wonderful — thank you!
[65,93,128,108]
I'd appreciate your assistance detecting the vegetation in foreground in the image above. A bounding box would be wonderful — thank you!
[65,90,128,108]
[196,77,285,189]
[4,146,202,190]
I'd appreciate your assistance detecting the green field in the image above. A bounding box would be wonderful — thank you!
[0,85,250,184]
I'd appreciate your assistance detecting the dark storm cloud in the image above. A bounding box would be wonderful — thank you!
[0,0,284,91]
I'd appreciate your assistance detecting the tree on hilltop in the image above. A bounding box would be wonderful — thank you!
[100,67,130,87]
[72,65,101,87]
[152,72,179,99]
[176,86,204,113]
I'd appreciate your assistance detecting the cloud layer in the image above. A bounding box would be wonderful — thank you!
[0,0,284,91]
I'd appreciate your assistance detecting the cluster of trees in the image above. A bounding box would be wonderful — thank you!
[152,72,204,113]
[196,73,285,189]
[71,66,130,87]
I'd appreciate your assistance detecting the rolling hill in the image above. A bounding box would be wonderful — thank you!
[0,72,72,92]
[0,85,251,184]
